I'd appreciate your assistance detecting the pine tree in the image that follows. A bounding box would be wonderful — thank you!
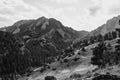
[0,31,29,80]
[91,42,106,67]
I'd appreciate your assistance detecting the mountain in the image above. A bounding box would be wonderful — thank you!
[1,15,120,80]
[0,17,89,67]
[1,16,88,39]
[89,15,120,36]
[78,15,120,41]
[75,30,89,41]
[0,17,89,49]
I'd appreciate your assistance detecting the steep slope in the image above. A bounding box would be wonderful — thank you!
[75,30,89,42]
[78,15,120,42]
[77,30,89,38]
[0,17,88,49]
[86,15,120,38]
[0,17,89,68]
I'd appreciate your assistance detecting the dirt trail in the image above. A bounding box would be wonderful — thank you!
[28,64,96,80]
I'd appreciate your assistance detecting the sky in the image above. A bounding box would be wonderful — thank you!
[0,0,120,31]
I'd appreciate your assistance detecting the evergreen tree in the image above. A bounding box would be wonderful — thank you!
[91,42,106,67]
[97,34,103,42]
[0,31,29,80]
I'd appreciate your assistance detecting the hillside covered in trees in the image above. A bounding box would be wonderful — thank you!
[1,15,120,80]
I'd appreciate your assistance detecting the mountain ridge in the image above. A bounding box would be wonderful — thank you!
[0,17,89,64]
[0,16,89,40]
[89,15,120,36]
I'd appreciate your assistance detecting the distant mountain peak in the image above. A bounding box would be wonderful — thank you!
[37,16,48,21]
[88,15,120,37]
[0,16,89,42]
[13,20,34,27]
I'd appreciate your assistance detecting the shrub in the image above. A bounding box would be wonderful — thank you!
[64,59,68,63]
[52,68,57,71]
[70,73,82,78]
[40,67,46,73]
[73,57,79,61]
[45,76,57,80]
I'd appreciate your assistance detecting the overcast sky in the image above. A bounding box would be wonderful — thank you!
[0,0,120,31]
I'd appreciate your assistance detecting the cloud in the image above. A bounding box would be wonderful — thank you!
[0,0,50,27]
[89,6,100,16]
[0,0,120,31]
[81,0,120,31]
[0,14,14,27]
[0,8,15,15]
[0,15,11,22]
[50,0,79,4]
[90,0,120,15]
